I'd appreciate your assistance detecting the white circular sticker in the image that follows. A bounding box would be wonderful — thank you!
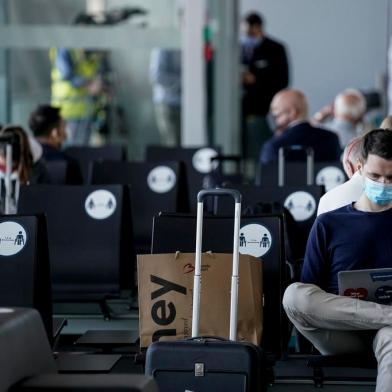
[239,224,272,258]
[192,148,219,173]
[147,166,177,193]
[284,191,316,222]
[85,190,117,220]
[0,221,27,256]
[316,166,345,192]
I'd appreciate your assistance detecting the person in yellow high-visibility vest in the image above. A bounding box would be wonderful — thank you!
[50,47,103,146]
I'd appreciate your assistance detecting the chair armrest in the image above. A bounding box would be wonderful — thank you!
[12,374,158,391]
[286,258,304,282]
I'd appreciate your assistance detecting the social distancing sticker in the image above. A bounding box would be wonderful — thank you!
[284,191,316,221]
[192,148,219,173]
[0,221,27,256]
[239,223,272,258]
[85,190,117,220]
[316,166,345,191]
[147,166,177,193]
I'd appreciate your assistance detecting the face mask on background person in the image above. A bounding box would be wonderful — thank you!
[240,35,262,49]
[363,177,392,206]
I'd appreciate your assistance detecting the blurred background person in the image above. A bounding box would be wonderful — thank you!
[241,11,289,169]
[260,89,341,163]
[150,47,181,147]
[0,125,51,213]
[29,105,68,162]
[380,115,392,129]
[317,136,363,215]
[313,88,367,148]
[49,12,107,148]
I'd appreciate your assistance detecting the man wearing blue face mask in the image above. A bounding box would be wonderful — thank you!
[283,129,392,392]
[240,12,289,172]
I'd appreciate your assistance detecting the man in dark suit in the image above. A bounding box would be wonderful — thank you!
[260,89,341,163]
[241,12,289,166]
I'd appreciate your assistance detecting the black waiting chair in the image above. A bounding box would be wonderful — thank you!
[216,184,324,259]
[151,212,289,358]
[146,145,221,212]
[0,214,54,342]
[307,353,377,388]
[256,161,347,191]
[0,307,158,391]
[89,160,189,254]
[64,145,127,184]
[17,185,135,305]
[46,160,83,185]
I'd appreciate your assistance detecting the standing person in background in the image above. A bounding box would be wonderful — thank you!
[50,46,104,146]
[150,48,182,147]
[241,12,289,170]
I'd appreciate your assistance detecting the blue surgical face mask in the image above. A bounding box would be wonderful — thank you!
[363,177,392,206]
[240,35,262,49]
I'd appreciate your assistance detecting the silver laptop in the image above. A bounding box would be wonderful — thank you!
[338,268,392,304]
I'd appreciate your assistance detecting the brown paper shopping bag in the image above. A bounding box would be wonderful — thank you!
[138,252,262,347]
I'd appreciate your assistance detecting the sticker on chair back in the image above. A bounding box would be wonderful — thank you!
[85,190,117,220]
[284,191,316,221]
[0,221,27,256]
[192,148,219,173]
[147,166,177,193]
[316,166,345,191]
[239,223,272,258]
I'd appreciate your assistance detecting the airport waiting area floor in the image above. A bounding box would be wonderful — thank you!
[53,299,377,392]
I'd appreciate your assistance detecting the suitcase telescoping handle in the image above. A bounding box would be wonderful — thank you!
[192,189,242,341]
[278,145,314,187]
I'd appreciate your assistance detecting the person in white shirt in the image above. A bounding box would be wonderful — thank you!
[317,136,363,215]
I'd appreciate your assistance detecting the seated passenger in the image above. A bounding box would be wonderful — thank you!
[380,115,392,130]
[314,89,367,148]
[283,129,392,392]
[317,136,363,215]
[260,89,341,163]
[28,104,68,162]
[0,125,50,185]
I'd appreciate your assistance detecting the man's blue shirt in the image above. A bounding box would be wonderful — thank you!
[301,204,392,294]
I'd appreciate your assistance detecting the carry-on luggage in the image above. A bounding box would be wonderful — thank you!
[278,145,314,186]
[145,188,267,392]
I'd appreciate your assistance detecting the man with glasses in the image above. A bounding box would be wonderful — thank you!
[259,89,341,163]
[283,129,392,392]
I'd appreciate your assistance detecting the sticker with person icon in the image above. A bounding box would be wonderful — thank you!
[85,190,117,220]
[316,166,345,192]
[284,191,316,222]
[147,166,177,193]
[0,221,27,256]
[239,223,272,258]
[192,148,219,174]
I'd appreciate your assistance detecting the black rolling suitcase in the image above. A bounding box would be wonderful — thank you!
[278,145,314,186]
[145,189,267,392]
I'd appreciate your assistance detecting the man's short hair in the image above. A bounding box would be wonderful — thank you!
[29,105,61,137]
[244,12,263,27]
[362,129,392,161]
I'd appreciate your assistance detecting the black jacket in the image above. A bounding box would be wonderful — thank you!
[260,122,342,163]
[242,36,289,116]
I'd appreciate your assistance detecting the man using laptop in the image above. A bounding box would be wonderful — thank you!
[283,129,392,392]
